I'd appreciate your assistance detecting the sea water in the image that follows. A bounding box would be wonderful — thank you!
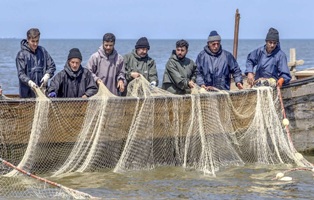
[1,39,314,199]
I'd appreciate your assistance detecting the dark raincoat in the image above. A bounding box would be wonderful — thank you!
[245,44,291,84]
[196,46,243,90]
[48,64,98,98]
[123,49,158,85]
[162,50,197,94]
[16,39,56,97]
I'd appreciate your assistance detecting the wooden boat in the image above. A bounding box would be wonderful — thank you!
[1,75,314,153]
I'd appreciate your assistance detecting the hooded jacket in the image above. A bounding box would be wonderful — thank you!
[16,39,56,97]
[48,64,98,98]
[162,50,197,94]
[245,44,291,84]
[196,45,243,90]
[86,46,126,95]
[123,49,158,85]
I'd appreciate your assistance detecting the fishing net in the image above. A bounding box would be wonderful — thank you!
[0,76,312,199]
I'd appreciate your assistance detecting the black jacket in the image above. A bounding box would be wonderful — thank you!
[48,64,98,98]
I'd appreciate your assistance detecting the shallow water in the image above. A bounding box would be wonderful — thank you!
[48,156,314,199]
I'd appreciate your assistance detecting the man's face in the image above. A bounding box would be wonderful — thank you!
[266,40,277,53]
[176,46,188,59]
[136,48,148,58]
[68,58,81,72]
[208,41,221,53]
[27,37,40,52]
[103,41,115,55]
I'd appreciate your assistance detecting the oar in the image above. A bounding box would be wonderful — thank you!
[0,157,98,199]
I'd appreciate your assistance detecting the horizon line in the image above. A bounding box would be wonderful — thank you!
[1,37,314,40]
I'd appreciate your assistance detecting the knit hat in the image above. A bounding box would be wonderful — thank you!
[266,27,279,42]
[135,37,150,50]
[207,31,221,42]
[67,48,82,60]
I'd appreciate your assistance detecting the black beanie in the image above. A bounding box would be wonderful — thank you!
[135,37,150,50]
[266,27,279,42]
[68,48,82,60]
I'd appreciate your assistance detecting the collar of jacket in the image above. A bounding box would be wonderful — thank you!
[263,43,280,56]
[98,46,117,60]
[171,50,186,62]
[132,49,148,60]
[204,45,222,57]
[64,63,83,79]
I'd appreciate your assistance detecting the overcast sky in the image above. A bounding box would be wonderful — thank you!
[0,0,313,39]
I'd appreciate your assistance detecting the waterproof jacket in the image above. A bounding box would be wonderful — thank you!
[16,39,56,97]
[196,46,243,90]
[86,46,126,95]
[123,49,158,85]
[245,44,291,84]
[48,64,98,98]
[162,50,197,94]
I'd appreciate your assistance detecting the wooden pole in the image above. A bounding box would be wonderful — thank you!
[233,9,240,60]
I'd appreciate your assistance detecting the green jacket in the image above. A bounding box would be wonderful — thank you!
[162,50,197,94]
[123,49,158,85]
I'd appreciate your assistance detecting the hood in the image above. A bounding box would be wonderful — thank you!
[64,63,83,79]
[170,50,186,62]
[20,39,33,53]
[97,45,118,59]
[132,49,148,60]
[263,42,281,56]
[204,45,222,57]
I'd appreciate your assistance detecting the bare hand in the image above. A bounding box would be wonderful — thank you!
[247,73,254,86]
[82,95,88,98]
[131,72,140,79]
[236,82,244,90]
[97,79,103,85]
[117,80,125,92]
[188,81,196,88]
[206,86,219,91]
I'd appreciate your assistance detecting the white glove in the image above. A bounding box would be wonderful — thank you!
[40,74,50,86]
[150,81,156,87]
[28,80,38,88]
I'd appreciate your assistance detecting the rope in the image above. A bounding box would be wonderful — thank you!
[0,157,98,199]
[276,86,296,151]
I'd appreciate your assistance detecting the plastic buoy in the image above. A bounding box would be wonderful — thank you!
[282,118,289,126]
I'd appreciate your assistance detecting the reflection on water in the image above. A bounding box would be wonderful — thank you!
[47,156,314,199]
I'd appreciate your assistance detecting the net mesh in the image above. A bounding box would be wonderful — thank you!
[0,76,312,198]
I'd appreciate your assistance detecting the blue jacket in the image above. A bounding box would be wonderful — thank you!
[245,44,291,84]
[16,39,56,98]
[196,46,243,90]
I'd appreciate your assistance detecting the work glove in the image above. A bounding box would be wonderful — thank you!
[149,81,156,90]
[40,74,50,87]
[150,81,156,87]
[28,80,38,88]
[277,78,285,88]
[48,92,56,98]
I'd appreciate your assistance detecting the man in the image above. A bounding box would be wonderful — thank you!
[47,48,98,98]
[162,39,197,94]
[124,37,158,87]
[16,28,56,98]
[245,27,291,88]
[86,33,125,96]
[196,31,243,90]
